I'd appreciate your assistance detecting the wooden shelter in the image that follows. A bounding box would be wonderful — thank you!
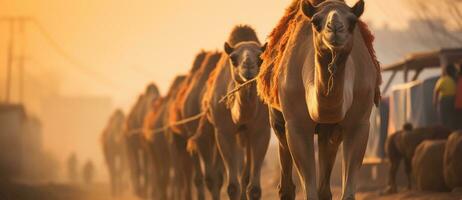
[382,48,462,93]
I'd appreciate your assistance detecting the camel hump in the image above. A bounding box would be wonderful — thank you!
[413,140,449,192]
[145,83,160,96]
[444,131,462,190]
[227,25,260,46]
[190,50,209,73]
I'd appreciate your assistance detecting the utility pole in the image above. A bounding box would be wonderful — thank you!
[1,16,31,103]
[18,18,27,103]
[5,18,15,103]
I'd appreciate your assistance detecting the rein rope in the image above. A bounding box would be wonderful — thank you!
[326,49,338,96]
[128,76,260,136]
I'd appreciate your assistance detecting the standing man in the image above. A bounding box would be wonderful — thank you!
[433,64,457,129]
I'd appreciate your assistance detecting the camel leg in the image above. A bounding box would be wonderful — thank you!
[285,119,318,200]
[105,151,117,197]
[215,128,242,200]
[126,136,143,197]
[246,126,270,200]
[270,108,296,200]
[183,156,194,200]
[178,140,194,200]
[241,145,251,200]
[193,152,206,200]
[214,145,225,199]
[404,159,412,190]
[115,154,124,196]
[317,130,342,200]
[150,143,169,200]
[341,123,369,200]
[382,136,400,194]
[170,136,184,200]
[197,132,222,200]
[141,141,151,199]
[278,142,296,200]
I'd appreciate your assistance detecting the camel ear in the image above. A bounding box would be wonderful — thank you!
[224,42,234,55]
[301,0,317,18]
[261,42,268,52]
[351,0,364,18]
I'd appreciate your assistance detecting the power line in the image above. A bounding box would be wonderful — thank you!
[30,18,121,90]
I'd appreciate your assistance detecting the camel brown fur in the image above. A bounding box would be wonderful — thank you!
[443,131,462,191]
[202,25,270,200]
[169,51,209,134]
[166,51,215,200]
[412,140,449,192]
[384,124,451,194]
[172,51,224,200]
[143,75,187,200]
[169,52,225,198]
[101,109,127,197]
[256,1,381,199]
[124,83,160,198]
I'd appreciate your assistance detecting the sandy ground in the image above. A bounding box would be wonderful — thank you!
[1,180,462,200]
[2,146,461,200]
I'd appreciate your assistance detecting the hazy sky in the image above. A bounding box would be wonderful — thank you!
[0,0,412,110]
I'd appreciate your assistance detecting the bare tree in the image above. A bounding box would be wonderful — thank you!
[405,0,462,46]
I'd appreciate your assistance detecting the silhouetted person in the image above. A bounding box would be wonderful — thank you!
[82,159,95,184]
[67,153,78,183]
[434,64,456,129]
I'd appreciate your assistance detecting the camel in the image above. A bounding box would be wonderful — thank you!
[166,51,210,200]
[143,75,187,200]
[444,131,462,191]
[170,51,225,200]
[256,0,382,199]
[101,109,127,197]
[202,25,270,200]
[384,124,452,194]
[124,83,160,198]
[412,140,449,191]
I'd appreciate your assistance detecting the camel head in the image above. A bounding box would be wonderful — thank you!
[112,109,125,125]
[145,83,160,97]
[302,0,364,53]
[224,41,267,83]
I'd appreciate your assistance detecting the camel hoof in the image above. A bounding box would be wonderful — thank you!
[227,183,240,199]
[279,193,295,200]
[319,192,332,200]
[247,186,262,200]
[278,183,296,200]
[205,176,215,189]
[380,186,397,195]
[341,194,355,200]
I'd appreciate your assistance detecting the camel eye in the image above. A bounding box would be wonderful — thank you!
[257,58,263,67]
[229,54,239,66]
[348,15,358,31]
[311,15,322,32]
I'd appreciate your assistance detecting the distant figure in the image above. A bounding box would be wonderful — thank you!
[82,160,95,184]
[433,64,456,129]
[67,153,78,183]
[455,67,462,129]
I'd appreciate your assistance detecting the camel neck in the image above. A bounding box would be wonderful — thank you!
[314,50,348,98]
[230,81,260,124]
[306,49,353,124]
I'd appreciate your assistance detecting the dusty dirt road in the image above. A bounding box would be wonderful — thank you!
[1,180,462,200]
